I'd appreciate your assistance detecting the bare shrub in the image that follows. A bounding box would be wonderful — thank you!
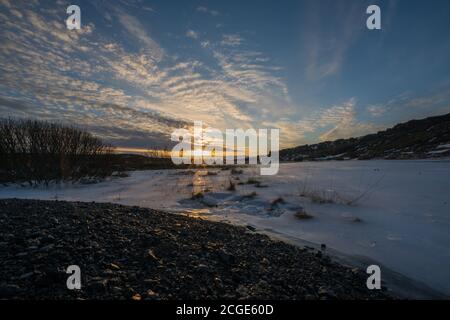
[295,208,313,220]
[231,168,243,175]
[0,118,113,185]
[299,175,385,206]
[271,197,285,206]
[246,177,260,185]
[227,180,236,191]
[269,197,285,211]
[300,188,347,204]
[241,192,257,200]
[191,192,204,199]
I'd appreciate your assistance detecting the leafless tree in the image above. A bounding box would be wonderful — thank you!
[0,118,114,185]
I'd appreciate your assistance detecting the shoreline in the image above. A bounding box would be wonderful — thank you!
[1,159,450,298]
[188,211,447,299]
[255,228,448,299]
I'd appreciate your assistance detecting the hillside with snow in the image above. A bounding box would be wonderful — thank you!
[280,113,450,161]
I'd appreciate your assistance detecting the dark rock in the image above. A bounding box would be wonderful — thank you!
[0,284,21,297]
[0,199,392,300]
[217,250,235,264]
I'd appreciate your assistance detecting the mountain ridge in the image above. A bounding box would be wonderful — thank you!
[280,113,450,161]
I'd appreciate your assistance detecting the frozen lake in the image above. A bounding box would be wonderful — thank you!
[1,160,449,297]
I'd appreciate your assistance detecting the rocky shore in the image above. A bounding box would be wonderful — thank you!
[0,199,390,300]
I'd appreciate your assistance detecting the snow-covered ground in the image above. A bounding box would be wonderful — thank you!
[1,160,449,297]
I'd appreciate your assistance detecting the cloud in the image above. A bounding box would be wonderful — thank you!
[221,34,244,47]
[0,2,182,147]
[273,99,379,147]
[186,29,199,39]
[277,86,450,148]
[116,10,164,61]
[363,88,450,119]
[301,1,363,81]
[367,105,386,117]
[196,6,219,16]
[318,101,378,141]
[316,99,378,141]
[0,1,295,149]
[406,94,447,109]
[0,0,12,8]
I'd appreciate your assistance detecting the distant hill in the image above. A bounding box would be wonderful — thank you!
[280,113,450,161]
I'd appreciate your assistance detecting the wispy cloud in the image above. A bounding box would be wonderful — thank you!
[221,34,244,47]
[301,1,363,81]
[318,99,378,141]
[115,8,164,61]
[3,1,447,150]
[196,6,219,16]
[367,105,386,117]
[186,29,199,39]
[272,99,379,146]
[0,1,294,148]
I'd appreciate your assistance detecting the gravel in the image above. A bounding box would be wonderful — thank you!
[0,199,390,300]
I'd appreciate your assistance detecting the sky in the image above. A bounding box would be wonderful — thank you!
[1,0,450,150]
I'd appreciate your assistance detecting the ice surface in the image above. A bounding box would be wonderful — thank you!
[1,160,449,296]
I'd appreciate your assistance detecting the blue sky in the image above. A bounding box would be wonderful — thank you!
[1,0,450,149]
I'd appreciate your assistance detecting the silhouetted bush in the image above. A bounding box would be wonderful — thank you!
[0,118,114,185]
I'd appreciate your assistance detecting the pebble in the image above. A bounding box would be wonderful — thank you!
[0,199,391,300]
